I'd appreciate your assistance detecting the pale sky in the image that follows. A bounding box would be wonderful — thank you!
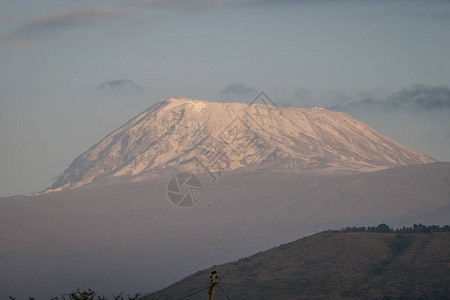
[1,0,449,197]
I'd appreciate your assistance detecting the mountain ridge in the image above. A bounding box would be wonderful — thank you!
[48,97,435,192]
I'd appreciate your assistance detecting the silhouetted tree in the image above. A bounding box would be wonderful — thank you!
[376,223,391,233]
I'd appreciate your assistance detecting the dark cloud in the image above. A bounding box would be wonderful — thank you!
[17,6,125,36]
[98,79,143,93]
[220,83,255,96]
[332,84,450,113]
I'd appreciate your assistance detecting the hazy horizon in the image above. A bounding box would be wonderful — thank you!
[1,0,450,197]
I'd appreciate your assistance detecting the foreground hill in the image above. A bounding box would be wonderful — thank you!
[1,163,449,299]
[49,97,434,191]
[149,231,450,299]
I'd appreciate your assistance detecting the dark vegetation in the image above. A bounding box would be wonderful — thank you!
[11,225,450,300]
[9,289,145,300]
[334,223,450,234]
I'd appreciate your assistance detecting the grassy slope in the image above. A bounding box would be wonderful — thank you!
[148,232,450,299]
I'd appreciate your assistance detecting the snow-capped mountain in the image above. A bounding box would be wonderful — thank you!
[50,97,435,191]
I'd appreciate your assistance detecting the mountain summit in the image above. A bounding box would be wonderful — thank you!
[50,97,435,191]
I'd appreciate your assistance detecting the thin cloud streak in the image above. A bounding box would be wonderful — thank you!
[17,6,125,36]
[0,33,36,51]
[126,0,228,12]
[0,5,126,51]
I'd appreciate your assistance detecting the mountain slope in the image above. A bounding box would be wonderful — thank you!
[149,231,450,299]
[49,97,435,191]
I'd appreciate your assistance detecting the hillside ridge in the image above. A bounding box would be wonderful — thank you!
[149,228,450,299]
